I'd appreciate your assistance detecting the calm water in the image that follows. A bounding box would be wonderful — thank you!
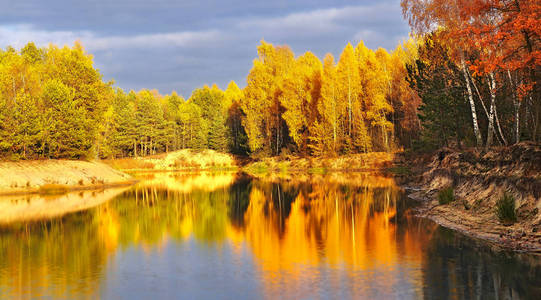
[0,172,539,299]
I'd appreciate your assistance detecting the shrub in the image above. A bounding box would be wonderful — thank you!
[496,193,517,224]
[438,187,455,204]
[243,161,269,174]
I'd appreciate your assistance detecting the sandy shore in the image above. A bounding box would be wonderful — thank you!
[398,143,541,254]
[0,159,135,195]
[407,188,541,254]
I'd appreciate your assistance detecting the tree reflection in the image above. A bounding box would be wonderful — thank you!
[0,172,539,299]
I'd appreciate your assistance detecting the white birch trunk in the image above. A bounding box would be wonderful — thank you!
[460,57,482,146]
[507,70,521,144]
[486,72,497,147]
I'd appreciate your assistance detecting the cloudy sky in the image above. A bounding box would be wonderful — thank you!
[1,0,410,97]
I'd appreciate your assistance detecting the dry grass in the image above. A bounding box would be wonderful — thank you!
[105,149,238,171]
[102,158,156,170]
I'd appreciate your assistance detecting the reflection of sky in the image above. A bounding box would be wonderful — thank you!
[103,237,423,299]
[1,174,539,299]
[103,238,262,299]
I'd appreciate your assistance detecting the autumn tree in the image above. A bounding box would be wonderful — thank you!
[311,54,343,155]
[402,0,541,145]
[336,43,360,149]
[401,0,484,146]
[224,81,249,154]
[242,41,294,155]
[281,51,322,154]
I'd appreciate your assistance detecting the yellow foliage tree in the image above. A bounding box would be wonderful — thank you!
[281,51,322,153]
[241,41,294,155]
[313,54,344,155]
[356,42,393,151]
[337,43,361,146]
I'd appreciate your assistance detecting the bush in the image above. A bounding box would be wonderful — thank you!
[438,187,455,204]
[496,193,517,224]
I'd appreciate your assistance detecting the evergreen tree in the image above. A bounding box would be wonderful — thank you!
[406,37,470,148]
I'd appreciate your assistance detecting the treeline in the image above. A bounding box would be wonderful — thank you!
[0,42,110,159]
[0,0,538,160]
[103,40,420,158]
[0,42,248,159]
[0,40,420,160]
[241,41,420,156]
[402,0,540,148]
[100,83,248,158]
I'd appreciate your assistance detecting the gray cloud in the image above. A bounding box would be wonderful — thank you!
[0,0,409,96]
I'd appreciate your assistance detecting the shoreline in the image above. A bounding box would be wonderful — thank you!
[2,145,539,254]
[0,180,138,196]
[0,186,132,224]
[405,187,541,255]
[397,143,541,255]
[0,159,135,195]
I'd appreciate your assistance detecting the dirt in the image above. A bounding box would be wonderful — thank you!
[0,159,134,194]
[398,142,541,254]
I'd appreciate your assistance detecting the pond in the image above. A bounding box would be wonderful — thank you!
[0,172,539,299]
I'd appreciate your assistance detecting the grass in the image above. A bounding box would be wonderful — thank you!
[104,158,155,170]
[243,161,270,174]
[38,184,69,195]
[496,192,517,224]
[438,187,455,205]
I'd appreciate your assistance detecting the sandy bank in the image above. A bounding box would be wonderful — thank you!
[0,159,134,194]
[400,143,541,254]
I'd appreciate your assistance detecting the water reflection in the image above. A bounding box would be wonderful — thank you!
[0,187,128,224]
[0,172,539,299]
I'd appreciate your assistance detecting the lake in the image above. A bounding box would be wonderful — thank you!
[0,172,539,299]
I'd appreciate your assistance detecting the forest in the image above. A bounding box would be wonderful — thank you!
[0,0,539,160]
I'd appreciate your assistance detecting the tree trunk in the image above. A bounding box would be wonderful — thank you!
[494,104,507,146]
[461,57,482,146]
[508,70,521,144]
[348,72,352,137]
[534,97,540,142]
[332,85,337,152]
[486,73,497,148]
